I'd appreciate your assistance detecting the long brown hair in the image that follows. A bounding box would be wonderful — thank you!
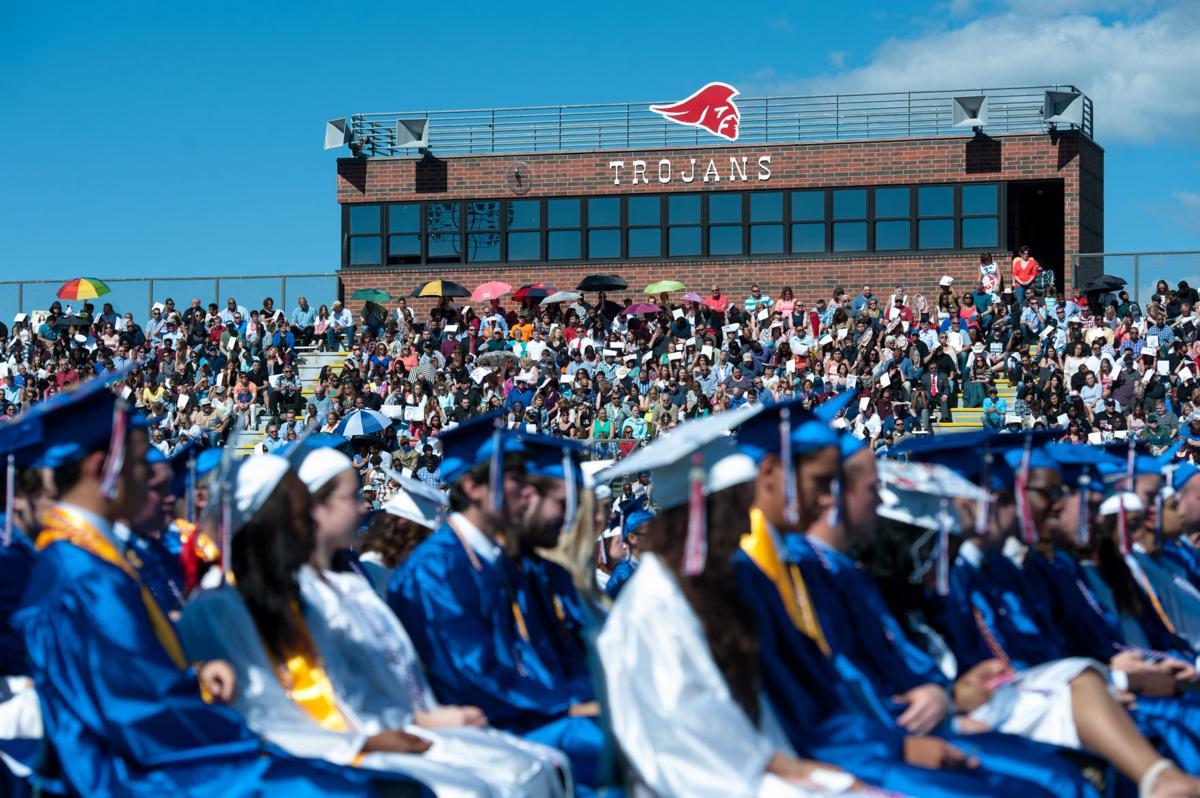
[359,512,431,569]
[644,483,761,720]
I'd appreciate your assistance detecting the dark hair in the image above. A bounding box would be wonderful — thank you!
[643,483,761,719]
[1088,513,1145,619]
[446,453,528,512]
[359,512,431,568]
[231,473,314,662]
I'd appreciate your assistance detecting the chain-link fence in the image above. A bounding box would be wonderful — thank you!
[0,274,339,326]
[1071,251,1200,305]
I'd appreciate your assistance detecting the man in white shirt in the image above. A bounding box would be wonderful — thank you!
[328,301,355,350]
[219,297,249,327]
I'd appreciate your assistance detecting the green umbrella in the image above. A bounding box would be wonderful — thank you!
[644,280,685,294]
[352,288,393,302]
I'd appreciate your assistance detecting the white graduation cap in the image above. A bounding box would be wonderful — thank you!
[939,275,954,288]
[297,448,354,494]
[382,471,447,529]
[231,454,291,533]
[12,313,27,324]
[1099,492,1144,517]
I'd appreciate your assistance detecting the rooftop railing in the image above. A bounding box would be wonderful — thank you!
[349,84,1090,158]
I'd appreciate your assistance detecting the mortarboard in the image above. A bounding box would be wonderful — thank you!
[814,389,858,423]
[434,410,524,486]
[297,448,355,494]
[230,454,291,534]
[381,470,447,530]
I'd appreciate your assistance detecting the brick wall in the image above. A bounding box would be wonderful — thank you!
[336,131,1100,312]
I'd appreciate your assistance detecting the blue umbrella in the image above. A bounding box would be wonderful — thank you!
[334,408,392,438]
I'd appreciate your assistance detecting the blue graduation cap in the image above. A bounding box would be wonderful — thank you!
[511,431,595,533]
[837,430,868,461]
[623,507,654,540]
[1170,462,1200,493]
[734,399,838,526]
[814,389,858,423]
[435,410,525,490]
[1043,443,1123,491]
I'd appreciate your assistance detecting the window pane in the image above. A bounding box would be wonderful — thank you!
[791,191,824,221]
[547,199,580,229]
[709,193,743,224]
[388,203,419,233]
[791,223,825,253]
[508,200,540,230]
[833,189,866,219]
[507,231,540,261]
[667,194,698,225]
[588,197,620,227]
[387,234,420,265]
[427,233,461,262]
[467,233,501,262]
[708,225,743,255]
[668,224,702,256]
[962,217,999,249]
[875,188,910,219]
[631,227,663,258]
[750,191,783,222]
[919,219,955,249]
[588,229,620,259]
[629,196,662,226]
[348,205,380,234]
[349,236,381,265]
[918,186,953,217]
[962,184,999,216]
[875,220,910,251]
[548,230,581,259]
[427,202,460,232]
[467,201,501,231]
[833,221,867,251]
[750,224,784,254]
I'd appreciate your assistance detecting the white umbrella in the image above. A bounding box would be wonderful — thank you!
[542,290,582,305]
[334,408,392,437]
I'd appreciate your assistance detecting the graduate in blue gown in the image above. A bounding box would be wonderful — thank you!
[388,413,603,793]
[603,504,649,601]
[5,374,386,798]
[731,401,1101,798]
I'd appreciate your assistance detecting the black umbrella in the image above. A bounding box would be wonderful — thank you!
[576,274,628,291]
[1082,274,1127,293]
[56,314,93,328]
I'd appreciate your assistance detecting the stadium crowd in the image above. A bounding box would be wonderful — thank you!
[3,249,1200,488]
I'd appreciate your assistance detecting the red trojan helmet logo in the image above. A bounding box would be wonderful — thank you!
[649,82,741,142]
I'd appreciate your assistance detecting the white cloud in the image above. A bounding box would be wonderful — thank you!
[741,2,1200,143]
[1170,191,1200,233]
[827,50,848,69]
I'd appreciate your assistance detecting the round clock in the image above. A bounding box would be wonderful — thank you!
[504,161,534,195]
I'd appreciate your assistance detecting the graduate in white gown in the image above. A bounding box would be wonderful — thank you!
[294,447,569,798]
[597,425,871,798]
[177,454,503,798]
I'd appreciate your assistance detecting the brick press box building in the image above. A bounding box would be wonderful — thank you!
[333,85,1102,308]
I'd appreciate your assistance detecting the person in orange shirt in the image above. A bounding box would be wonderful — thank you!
[1011,244,1039,308]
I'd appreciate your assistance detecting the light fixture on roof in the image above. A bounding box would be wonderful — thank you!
[1043,90,1084,130]
[951,95,988,133]
[395,118,430,152]
[325,118,351,150]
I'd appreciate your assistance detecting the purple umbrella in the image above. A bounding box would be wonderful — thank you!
[680,292,704,303]
[620,303,662,316]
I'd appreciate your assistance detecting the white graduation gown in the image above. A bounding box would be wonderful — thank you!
[178,586,500,798]
[298,566,569,798]
[596,554,837,798]
[0,677,41,778]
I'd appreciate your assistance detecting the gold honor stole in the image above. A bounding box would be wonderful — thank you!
[740,507,832,657]
[271,605,353,734]
[37,507,190,671]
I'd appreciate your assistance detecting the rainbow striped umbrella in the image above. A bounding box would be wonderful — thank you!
[56,277,111,300]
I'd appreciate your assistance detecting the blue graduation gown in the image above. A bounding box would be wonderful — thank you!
[732,548,1092,798]
[1162,540,1200,592]
[389,525,602,788]
[514,554,596,699]
[603,558,637,599]
[0,520,36,676]
[13,538,380,798]
[1130,548,1200,651]
[122,530,185,617]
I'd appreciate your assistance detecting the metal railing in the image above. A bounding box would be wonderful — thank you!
[0,273,339,326]
[1070,251,1200,305]
[349,84,1090,157]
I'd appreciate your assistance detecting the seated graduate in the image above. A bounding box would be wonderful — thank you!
[356,472,445,598]
[596,417,869,797]
[9,374,378,798]
[803,433,1200,797]
[115,446,187,616]
[387,412,603,794]
[178,451,495,797]
[508,434,600,700]
[293,445,569,798]
[1158,463,1200,589]
[603,496,648,600]
[731,400,1099,798]
[0,463,53,792]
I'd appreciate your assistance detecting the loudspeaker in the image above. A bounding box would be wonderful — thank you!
[952,95,988,129]
[1043,91,1084,128]
[396,119,430,150]
[324,118,350,150]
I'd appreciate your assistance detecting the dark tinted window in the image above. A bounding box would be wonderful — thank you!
[750,225,784,254]
[918,187,953,217]
[630,228,663,257]
[588,229,620,259]
[588,197,620,227]
[791,191,824,221]
[629,196,662,226]
[709,225,742,255]
[962,184,998,215]
[349,236,381,265]
[667,195,698,225]
[507,232,540,261]
[426,203,460,232]
[467,201,501,231]
[791,223,825,253]
[467,233,501,262]
[667,226,699,257]
[427,233,461,262]
[875,188,910,218]
[548,230,581,259]
[508,200,540,229]
[388,203,419,233]
[875,220,910,250]
[919,219,954,249]
[751,192,783,222]
[833,189,867,219]
[962,217,998,248]
[709,193,742,224]
[547,199,580,228]
[349,205,380,234]
[833,221,867,251]
[388,235,420,264]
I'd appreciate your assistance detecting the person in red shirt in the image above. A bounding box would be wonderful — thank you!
[704,284,729,314]
[1011,244,1039,308]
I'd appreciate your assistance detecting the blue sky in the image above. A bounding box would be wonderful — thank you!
[1,0,1197,291]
